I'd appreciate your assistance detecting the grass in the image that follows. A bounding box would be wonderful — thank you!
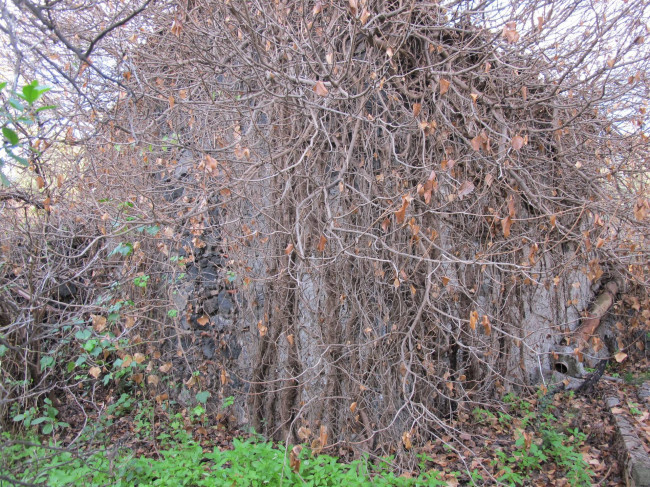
[0,434,449,487]
[1,389,595,487]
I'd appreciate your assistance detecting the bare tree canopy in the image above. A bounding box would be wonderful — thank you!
[1,0,649,459]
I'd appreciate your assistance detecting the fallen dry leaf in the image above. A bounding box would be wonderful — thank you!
[439,78,450,95]
[511,135,525,151]
[614,351,628,363]
[91,314,107,332]
[314,81,328,96]
[457,180,475,200]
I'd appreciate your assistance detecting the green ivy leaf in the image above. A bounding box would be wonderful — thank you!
[145,225,160,236]
[109,242,134,257]
[21,81,51,104]
[7,149,29,166]
[196,391,211,404]
[2,127,19,145]
[35,105,57,113]
[8,98,24,111]
[40,356,55,369]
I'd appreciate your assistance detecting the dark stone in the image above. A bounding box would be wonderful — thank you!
[202,338,216,359]
[224,336,241,360]
[204,297,219,315]
[212,315,232,332]
[170,187,184,201]
[204,291,234,316]
[186,265,199,280]
[54,282,77,301]
[200,267,218,285]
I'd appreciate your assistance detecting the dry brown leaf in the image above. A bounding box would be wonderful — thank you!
[285,243,294,255]
[317,235,327,252]
[197,315,210,327]
[634,198,649,221]
[289,445,302,473]
[574,348,584,362]
[402,431,412,449]
[381,218,390,232]
[159,362,173,373]
[134,352,146,364]
[298,426,312,441]
[147,374,160,387]
[502,216,513,238]
[350,402,357,413]
[412,103,422,117]
[258,320,268,337]
[319,424,328,448]
[470,135,482,151]
[360,8,371,24]
[439,78,450,96]
[395,196,410,224]
[481,315,491,335]
[502,21,520,43]
[614,351,628,363]
[89,366,101,379]
[469,310,478,331]
[312,1,322,15]
[286,334,294,346]
[457,180,475,200]
[92,314,107,332]
[511,135,525,151]
[314,81,328,96]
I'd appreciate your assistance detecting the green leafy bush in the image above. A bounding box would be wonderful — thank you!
[0,80,55,186]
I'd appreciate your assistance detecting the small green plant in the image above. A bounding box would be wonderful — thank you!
[109,242,134,257]
[628,402,643,416]
[132,274,150,288]
[624,371,650,385]
[1,434,453,487]
[12,398,69,435]
[486,391,592,487]
[0,80,55,186]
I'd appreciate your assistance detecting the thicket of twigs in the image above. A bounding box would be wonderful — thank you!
[1,0,649,454]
